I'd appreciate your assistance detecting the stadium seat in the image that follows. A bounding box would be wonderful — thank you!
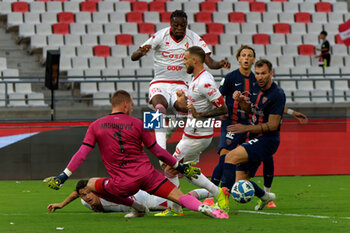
[166,2,182,12]
[98,1,115,13]
[234,2,250,13]
[334,80,349,91]
[8,93,27,107]
[253,34,270,45]
[293,90,310,103]
[250,2,266,12]
[132,1,148,12]
[328,13,344,24]
[106,57,123,69]
[52,23,70,35]
[48,34,64,47]
[149,2,165,12]
[46,2,63,13]
[307,67,324,79]
[236,34,252,45]
[282,2,298,13]
[109,12,126,24]
[270,34,285,45]
[18,24,35,38]
[126,12,143,23]
[295,12,311,24]
[224,23,240,35]
[183,2,200,13]
[332,45,348,56]
[315,80,332,91]
[104,23,121,35]
[266,2,282,13]
[311,90,329,103]
[93,46,111,58]
[278,56,294,67]
[64,34,81,46]
[80,2,97,12]
[262,12,278,23]
[217,2,233,13]
[80,82,98,95]
[12,2,29,13]
[279,80,296,91]
[307,23,323,34]
[201,34,219,46]
[87,23,104,35]
[29,2,45,13]
[315,2,332,13]
[114,2,131,13]
[160,12,171,23]
[286,34,302,45]
[89,57,106,70]
[24,13,40,24]
[144,12,160,24]
[195,12,212,23]
[298,45,315,56]
[138,23,155,34]
[92,12,109,24]
[291,23,306,34]
[63,1,80,13]
[93,92,110,106]
[189,23,206,35]
[58,12,75,24]
[98,82,116,94]
[200,2,217,12]
[116,34,133,46]
[75,12,92,24]
[241,23,257,34]
[27,93,47,107]
[121,23,138,34]
[311,13,327,24]
[207,23,224,35]
[133,34,149,46]
[246,12,262,23]
[332,2,348,13]
[274,23,290,34]
[35,24,52,36]
[299,2,315,13]
[324,23,338,34]
[297,80,314,91]
[72,57,89,70]
[60,46,76,58]
[302,34,318,45]
[15,83,32,94]
[77,46,93,57]
[335,35,344,45]
[98,35,116,46]
[229,12,246,23]
[212,12,228,24]
[6,13,23,29]
[257,23,273,34]
[266,44,282,56]
[214,45,232,57]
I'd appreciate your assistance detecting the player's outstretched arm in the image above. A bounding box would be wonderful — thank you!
[170,161,201,180]
[47,191,80,212]
[44,168,72,190]
[284,108,308,124]
[204,54,231,70]
[131,45,152,61]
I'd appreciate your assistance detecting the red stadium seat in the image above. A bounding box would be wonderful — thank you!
[298,44,315,56]
[201,34,219,46]
[94,45,111,57]
[250,2,266,12]
[12,2,29,13]
[149,2,165,12]
[80,2,97,12]
[315,2,332,13]
[240,0,255,2]
[138,23,155,34]
[200,2,217,12]
[335,34,344,44]
[120,0,137,2]
[153,0,169,2]
[126,12,143,23]
[274,23,290,34]
[253,34,270,45]
[132,1,148,12]
[52,23,70,35]
[295,12,311,24]
[160,12,172,23]
[195,12,212,23]
[206,0,222,2]
[195,12,213,24]
[229,12,246,23]
[271,0,287,2]
[58,12,75,24]
[116,34,133,46]
[86,0,102,2]
[207,23,224,35]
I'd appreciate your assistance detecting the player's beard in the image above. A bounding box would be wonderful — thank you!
[186,64,194,74]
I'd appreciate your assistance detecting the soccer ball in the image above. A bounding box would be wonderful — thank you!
[231,180,255,203]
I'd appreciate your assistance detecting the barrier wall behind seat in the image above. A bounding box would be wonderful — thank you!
[0,120,349,180]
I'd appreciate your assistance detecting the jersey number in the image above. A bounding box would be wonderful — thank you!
[113,131,125,153]
[247,138,258,145]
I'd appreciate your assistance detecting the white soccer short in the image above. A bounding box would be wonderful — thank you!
[148,81,188,109]
[173,134,212,164]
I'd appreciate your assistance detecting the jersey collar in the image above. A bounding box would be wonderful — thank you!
[192,69,206,82]
[109,112,124,115]
[169,27,186,43]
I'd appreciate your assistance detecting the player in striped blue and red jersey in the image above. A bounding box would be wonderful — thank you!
[45,90,228,219]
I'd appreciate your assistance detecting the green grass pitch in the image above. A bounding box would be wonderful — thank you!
[1,175,350,233]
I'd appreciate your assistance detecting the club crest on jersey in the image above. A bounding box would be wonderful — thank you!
[185,42,189,49]
[165,42,170,46]
[226,139,232,145]
[262,97,268,104]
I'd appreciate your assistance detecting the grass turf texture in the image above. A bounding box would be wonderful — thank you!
[1,176,350,233]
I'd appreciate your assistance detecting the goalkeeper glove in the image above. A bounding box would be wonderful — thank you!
[174,161,201,180]
[44,169,70,190]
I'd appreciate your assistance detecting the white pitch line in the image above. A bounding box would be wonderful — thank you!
[238,210,350,220]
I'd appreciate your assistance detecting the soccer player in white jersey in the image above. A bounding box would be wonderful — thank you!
[48,180,169,215]
[131,10,230,150]
[155,46,230,216]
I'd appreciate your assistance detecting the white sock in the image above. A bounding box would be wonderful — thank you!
[260,192,270,201]
[264,187,271,193]
[132,200,147,212]
[190,189,212,199]
[155,128,167,150]
[186,173,220,197]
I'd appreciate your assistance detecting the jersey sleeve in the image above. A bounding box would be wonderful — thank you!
[269,90,286,116]
[199,75,225,107]
[139,120,157,148]
[192,31,211,54]
[82,122,97,147]
[219,73,231,96]
[141,29,163,50]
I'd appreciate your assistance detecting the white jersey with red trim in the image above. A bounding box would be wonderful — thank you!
[142,27,211,84]
[184,70,224,137]
[81,190,168,213]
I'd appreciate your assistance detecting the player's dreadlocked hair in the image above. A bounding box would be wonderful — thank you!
[75,179,88,194]
[170,10,187,21]
[235,44,256,61]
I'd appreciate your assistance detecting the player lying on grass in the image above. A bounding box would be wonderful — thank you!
[45,90,228,219]
[48,179,169,214]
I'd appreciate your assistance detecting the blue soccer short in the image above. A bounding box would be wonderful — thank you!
[236,136,280,178]
[218,123,247,154]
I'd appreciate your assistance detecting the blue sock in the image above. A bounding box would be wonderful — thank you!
[250,181,265,198]
[221,162,236,191]
[263,157,274,188]
[211,154,226,186]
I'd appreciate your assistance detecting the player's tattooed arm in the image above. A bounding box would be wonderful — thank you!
[204,54,231,70]
[233,91,251,113]
[227,114,281,134]
[188,103,228,118]
[131,45,152,61]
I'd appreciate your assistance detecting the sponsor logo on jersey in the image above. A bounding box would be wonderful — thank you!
[162,51,185,59]
[165,42,170,46]
[204,83,211,88]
